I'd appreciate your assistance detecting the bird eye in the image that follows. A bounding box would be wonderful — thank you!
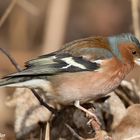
[132,51,136,55]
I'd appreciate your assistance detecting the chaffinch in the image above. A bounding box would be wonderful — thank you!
[0,33,140,119]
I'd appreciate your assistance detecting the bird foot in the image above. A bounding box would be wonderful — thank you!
[74,100,101,126]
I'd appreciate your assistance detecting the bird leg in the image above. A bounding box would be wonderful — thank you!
[74,100,101,125]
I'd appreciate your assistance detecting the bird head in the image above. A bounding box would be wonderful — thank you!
[128,34,140,65]
[109,33,140,65]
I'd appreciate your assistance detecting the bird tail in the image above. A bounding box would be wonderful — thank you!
[0,76,28,88]
[0,75,49,90]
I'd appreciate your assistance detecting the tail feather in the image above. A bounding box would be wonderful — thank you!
[0,76,50,92]
[0,77,28,87]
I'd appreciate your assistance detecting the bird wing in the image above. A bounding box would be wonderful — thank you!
[7,53,100,77]
[6,37,114,77]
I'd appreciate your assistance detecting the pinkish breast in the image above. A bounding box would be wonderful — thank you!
[49,60,134,105]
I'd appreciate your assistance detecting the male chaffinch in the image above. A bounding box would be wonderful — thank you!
[0,33,140,118]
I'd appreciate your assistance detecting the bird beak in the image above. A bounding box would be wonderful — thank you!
[134,58,140,65]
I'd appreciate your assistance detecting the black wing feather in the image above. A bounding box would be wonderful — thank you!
[6,53,100,77]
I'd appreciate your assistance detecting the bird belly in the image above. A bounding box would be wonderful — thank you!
[50,70,125,105]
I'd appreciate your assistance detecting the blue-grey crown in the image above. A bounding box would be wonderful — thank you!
[119,33,140,48]
[108,33,140,61]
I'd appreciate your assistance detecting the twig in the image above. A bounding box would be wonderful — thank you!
[0,47,56,114]
[120,79,140,103]
[131,0,140,39]
[130,79,138,95]
[121,80,133,91]
[0,48,21,71]
[17,0,39,16]
[65,124,109,140]
[39,122,46,140]
[45,122,50,140]
[0,0,17,28]
[43,0,70,53]
[31,89,56,113]
[115,89,134,105]
[65,124,84,140]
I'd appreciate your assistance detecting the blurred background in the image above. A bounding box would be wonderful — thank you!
[0,0,139,139]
